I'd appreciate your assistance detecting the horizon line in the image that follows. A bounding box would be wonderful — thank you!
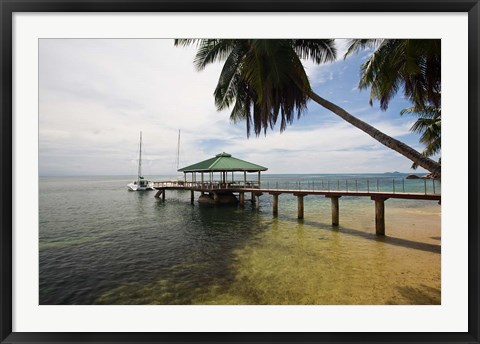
[38,171,427,178]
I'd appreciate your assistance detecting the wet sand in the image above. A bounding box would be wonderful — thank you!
[195,199,441,305]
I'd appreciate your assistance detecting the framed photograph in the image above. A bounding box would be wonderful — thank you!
[1,0,478,343]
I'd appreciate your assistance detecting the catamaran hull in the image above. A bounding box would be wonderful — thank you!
[127,183,155,191]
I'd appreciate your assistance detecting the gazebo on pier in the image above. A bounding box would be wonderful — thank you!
[178,152,268,189]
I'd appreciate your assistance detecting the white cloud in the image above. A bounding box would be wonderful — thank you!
[39,39,427,176]
[182,120,420,174]
[39,39,232,175]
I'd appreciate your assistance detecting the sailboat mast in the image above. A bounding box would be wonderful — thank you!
[138,131,142,179]
[176,129,180,170]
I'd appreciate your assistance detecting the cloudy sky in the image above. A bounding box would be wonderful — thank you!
[39,39,434,176]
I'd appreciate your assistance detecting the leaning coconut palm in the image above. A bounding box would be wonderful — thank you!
[346,39,441,174]
[401,106,441,170]
[175,39,441,177]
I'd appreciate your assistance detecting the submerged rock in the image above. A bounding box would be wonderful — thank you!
[406,173,440,180]
[421,173,441,180]
[198,192,239,204]
[198,194,215,204]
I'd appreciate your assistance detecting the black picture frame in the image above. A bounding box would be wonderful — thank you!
[1,1,478,343]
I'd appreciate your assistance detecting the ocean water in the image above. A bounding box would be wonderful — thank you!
[39,174,441,305]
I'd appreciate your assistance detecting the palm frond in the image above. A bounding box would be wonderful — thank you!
[292,39,337,64]
[354,39,440,111]
[214,44,248,110]
[173,39,200,47]
[404,105,441,160]
[193,39,238,71]
[400,106,441,118]
[344,39,384,59]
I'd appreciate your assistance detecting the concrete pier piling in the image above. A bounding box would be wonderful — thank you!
[372,197,388,236]
[154,189,165,201]
[327,195,341,226]
[296,194,305,219]
[239,192,245,206]
[272,194,279,216]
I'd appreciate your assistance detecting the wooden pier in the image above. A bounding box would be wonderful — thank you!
[152,180,441,236]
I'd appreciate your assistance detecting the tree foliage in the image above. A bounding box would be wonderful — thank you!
[175,39,336,136]
[345,39,441,111]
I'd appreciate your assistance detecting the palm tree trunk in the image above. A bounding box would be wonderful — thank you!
[308,90,441,177]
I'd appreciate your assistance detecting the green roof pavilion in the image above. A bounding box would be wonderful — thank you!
[178,152,267,172]
[178,152,267,187]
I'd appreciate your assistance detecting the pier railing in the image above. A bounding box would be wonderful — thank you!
[259,178,440,195]
[153,178,440,195]
[152,180,261,190]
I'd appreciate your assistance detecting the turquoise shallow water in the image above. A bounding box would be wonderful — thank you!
[39,174,441,305]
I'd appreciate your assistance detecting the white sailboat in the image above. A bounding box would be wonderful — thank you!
[127,131,155,191]
[174,129,185,185]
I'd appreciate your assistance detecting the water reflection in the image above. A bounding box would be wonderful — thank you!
[40,177,441,305]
